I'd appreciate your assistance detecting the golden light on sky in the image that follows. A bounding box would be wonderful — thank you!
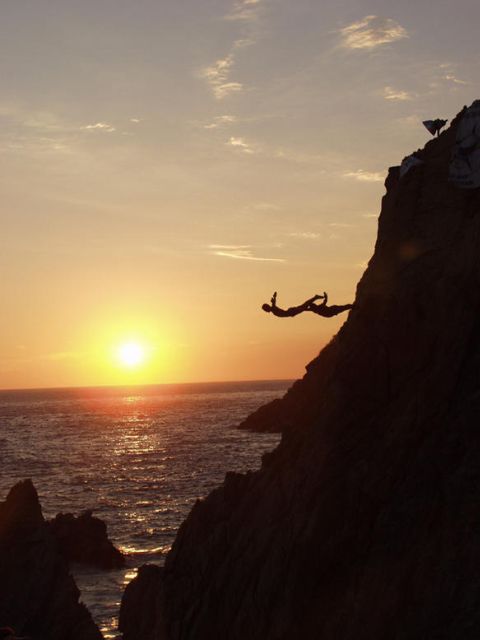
[1,0,479,389]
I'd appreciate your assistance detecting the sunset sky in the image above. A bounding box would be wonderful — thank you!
[2,0,479,389]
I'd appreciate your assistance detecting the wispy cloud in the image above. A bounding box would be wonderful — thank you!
[227,136,256,153]
[201,55,244,99]
[201,0,264,99]
[344,169,384,182]
[328,222,355,228]
[209,244,285,262]
[288,231,321,239]
[225,0,262,22]
[0,107,125,158]
[425,63,470,95]
[130,118,142,123]
[83,122,116,132]
[204,114,237,129]
[443,74,468,85]
[438,64,468,86]
[383,86,413,101]
[339,15,408,50]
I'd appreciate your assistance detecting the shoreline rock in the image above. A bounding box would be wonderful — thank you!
[0,480,103,640]
[119,565,166,640]
[49,510,125,570]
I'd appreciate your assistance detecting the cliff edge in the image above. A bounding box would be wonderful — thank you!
[122,103,480,639]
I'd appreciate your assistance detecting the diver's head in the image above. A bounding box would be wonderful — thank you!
[262,303,271,313]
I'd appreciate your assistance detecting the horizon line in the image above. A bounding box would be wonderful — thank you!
[0,377,295,394]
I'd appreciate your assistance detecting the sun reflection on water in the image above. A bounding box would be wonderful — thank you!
[0,382,285,636]
[122,396,142,404]
[100,617,119,639]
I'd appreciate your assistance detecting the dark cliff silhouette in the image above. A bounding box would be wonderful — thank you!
[49,510,125,570]
[0,481,102,640]
[120,103,480,639]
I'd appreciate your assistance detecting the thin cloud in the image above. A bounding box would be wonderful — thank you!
[344,169,384,182]
[83,122,116,132]
[209,244,285,262]
[443,74,468,85]
[233,37,256,49]
[204,115,237,129]
[383,86,413,101]
[328,222,355,228]
[226,0,262,22]
[228,136,255,153]
[214,82,244,99]
[201,55,244,99]
[201,0,264,99]
[438,65,469,86]
[421,62,469,93]
[289,231,321,239]
[130,118,142,123]
[340,15,408,50]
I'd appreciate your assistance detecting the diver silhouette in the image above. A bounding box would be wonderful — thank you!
[262,291,352,318]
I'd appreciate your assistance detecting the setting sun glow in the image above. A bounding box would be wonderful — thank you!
[117,342,147,368]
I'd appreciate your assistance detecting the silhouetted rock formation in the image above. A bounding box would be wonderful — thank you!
[119,565,166,640]
[49,510,125,570]
[0,480,102,640]
[237,397,289,432]
[121,103,480,639]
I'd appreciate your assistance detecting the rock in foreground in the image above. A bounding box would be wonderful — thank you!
[122,103,480,639]
[0,480,103,640]
[119,565,166,640]
[49,510,125,570]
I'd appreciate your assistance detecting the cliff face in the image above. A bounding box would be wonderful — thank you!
[0,480,103,640]
[122,105,480,639]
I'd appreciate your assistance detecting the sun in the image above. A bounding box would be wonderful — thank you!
[117,342,146,368]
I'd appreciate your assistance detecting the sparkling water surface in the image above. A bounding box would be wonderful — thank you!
[0,380,287,637]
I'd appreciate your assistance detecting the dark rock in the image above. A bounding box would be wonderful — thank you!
[0,480,103,640]
[121,102,480,639]
[237,397,290,432]
[49,510,125,570]
[119,565,166,640]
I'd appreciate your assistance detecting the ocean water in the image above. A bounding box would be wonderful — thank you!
[0,380,287,638]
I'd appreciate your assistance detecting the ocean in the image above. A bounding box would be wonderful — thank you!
[0,380,287,638]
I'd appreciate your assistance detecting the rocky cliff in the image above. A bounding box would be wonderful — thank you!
[0,480,102,640]
[121,104,480,639]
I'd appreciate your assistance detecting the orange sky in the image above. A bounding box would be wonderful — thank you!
[1,0,478,389]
